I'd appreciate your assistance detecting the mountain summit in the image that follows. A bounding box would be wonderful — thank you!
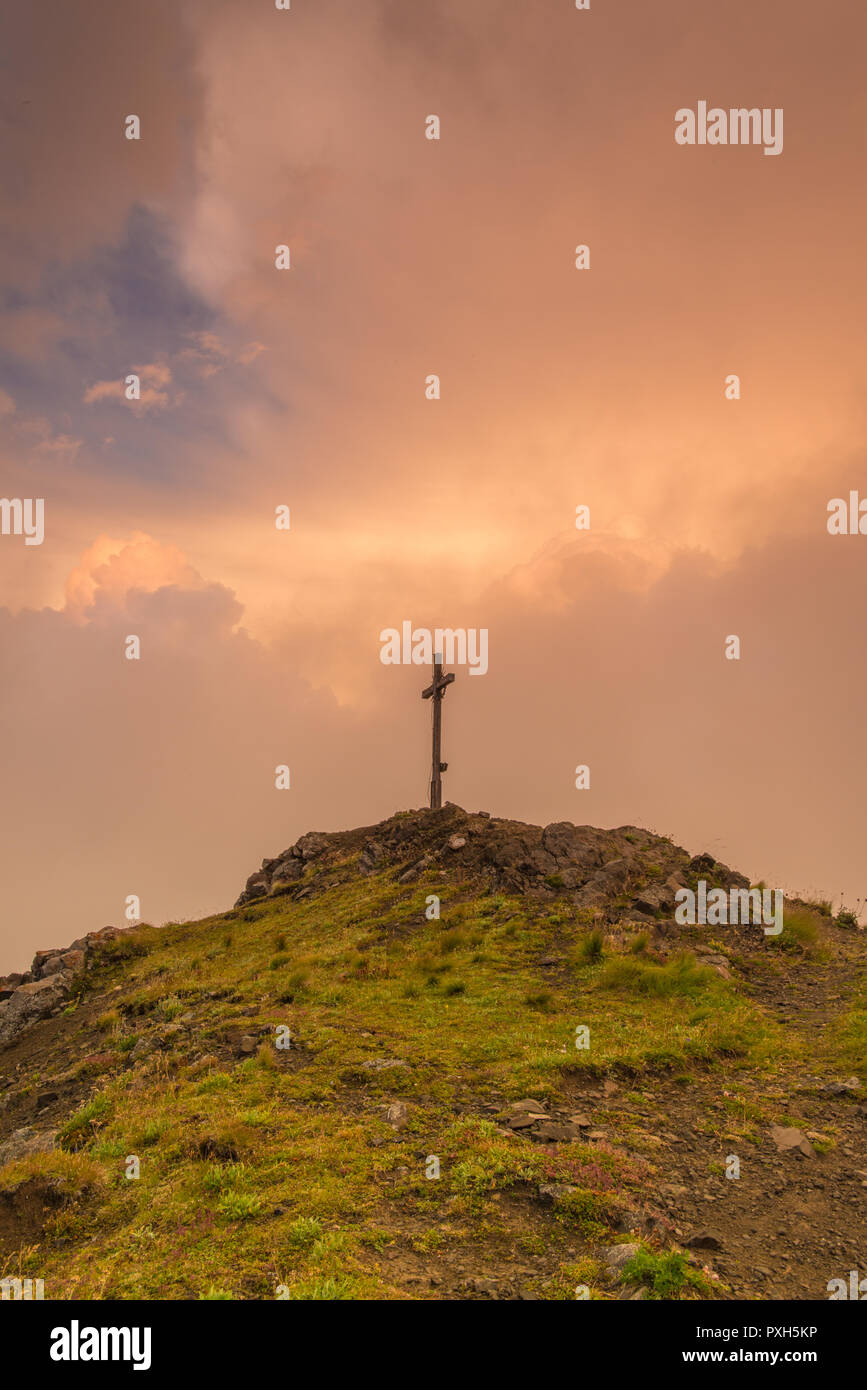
[235,802,747,915]
[0,807,864,1301]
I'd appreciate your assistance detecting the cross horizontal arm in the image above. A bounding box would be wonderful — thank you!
[421,671,455,699]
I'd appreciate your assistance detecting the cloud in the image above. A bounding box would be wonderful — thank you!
[83,362,174,413]
[1,520,865,976]
[63,533,207,621]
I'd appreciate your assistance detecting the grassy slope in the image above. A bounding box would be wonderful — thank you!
[1,856,864,1301]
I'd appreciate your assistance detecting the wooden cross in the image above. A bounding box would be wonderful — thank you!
[421,651,455,810]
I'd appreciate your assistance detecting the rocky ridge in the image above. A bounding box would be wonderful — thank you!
[0,925,136,1050]
[235,802,751,927]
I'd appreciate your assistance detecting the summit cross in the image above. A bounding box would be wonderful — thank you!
[421,652,455,810]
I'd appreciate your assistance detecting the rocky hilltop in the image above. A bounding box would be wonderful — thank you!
[0,806,864,1302]
[0,801,749,1058]
[236,801,748,916]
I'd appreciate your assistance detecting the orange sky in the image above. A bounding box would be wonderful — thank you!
[1,0,865,970]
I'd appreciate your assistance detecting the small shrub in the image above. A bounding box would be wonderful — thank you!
[597,952,716,999]
[439,929,467,955]
[58,1095,113,1151]
[524,989,555,1013]
[137,1120,163,1148]
[285,1216,323,1250]
[779,907,823,956]
[155,995,183,1021]
[579,930,604,964]
[620,1246,714,1299]
[217,1192,263,1221]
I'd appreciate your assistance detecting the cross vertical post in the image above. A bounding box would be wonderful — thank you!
[421,650,455,810]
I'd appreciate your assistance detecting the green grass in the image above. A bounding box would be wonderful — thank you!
[595,952,717,999]
[0,860,854,1300]
[823,976,867,1082]
[778,907,825,958]
[619,1246,720,1299]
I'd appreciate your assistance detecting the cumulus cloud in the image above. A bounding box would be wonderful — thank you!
[63,534,206,621]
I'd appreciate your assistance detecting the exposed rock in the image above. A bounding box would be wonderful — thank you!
[239,871,269,902]
[0,1126,57,1167]
[531,1122,582,1143]
[770,1125,815,1158]
[270,858,304,887]
[232,804,741,919]
[541,822,605,869]
[37,949,85,980]
[0,975,71,1048]
[686,1229,723,1250]
[31,949,65,977]
[398,859,430,884]
[697,952,732,980]
[690,853,716,876]
[603,1242,640,1272]
[129,1036,154,1063]
[689,853,750,892]
[631,890,663,916]
[294,832,331,861]
[361,1058,407,1072]
[359,841,386,874]
[821,1077,861,1096]
[538,1182,577,1203]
